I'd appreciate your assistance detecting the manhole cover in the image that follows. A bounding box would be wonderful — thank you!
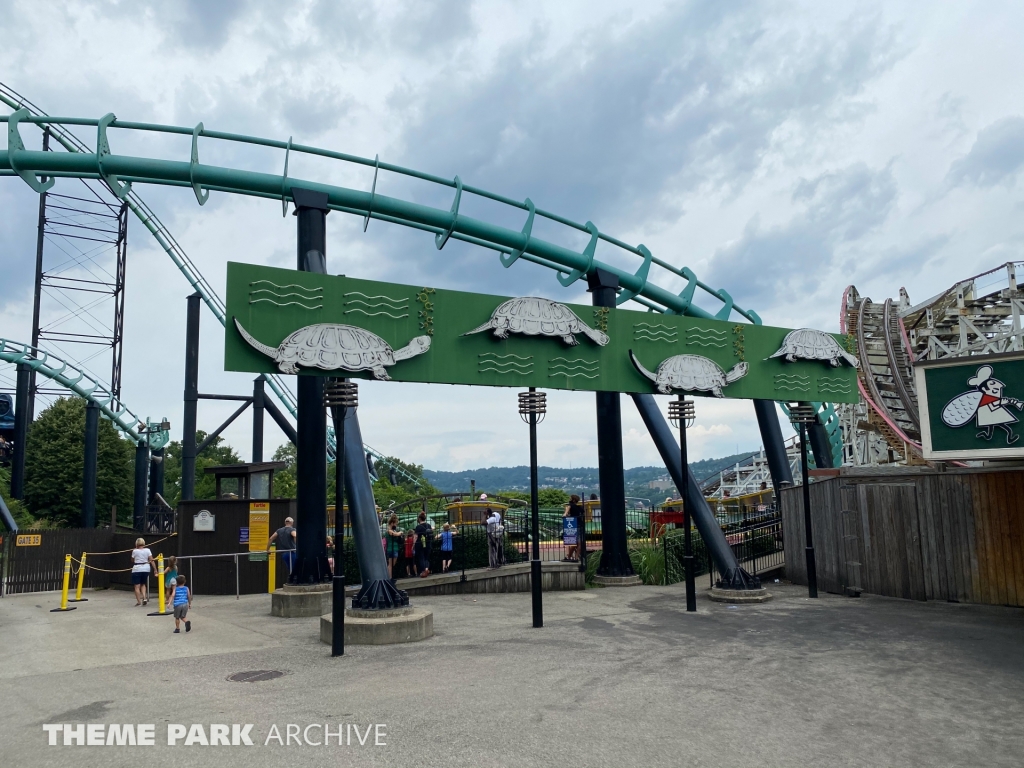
[227,670,286,683]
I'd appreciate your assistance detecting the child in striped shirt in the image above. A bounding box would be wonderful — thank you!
[172,575,192,634]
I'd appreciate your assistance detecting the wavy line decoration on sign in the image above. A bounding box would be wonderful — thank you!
[477,352,534,376]
[817,376,853,396]
[685,326,728,348]
[547,357,600,380]
[773,373,811,392]
[463,297,609,346]
[632,322,678,343]
[343,290,410,320]
[248,280,324,310]
[234,318,429,378]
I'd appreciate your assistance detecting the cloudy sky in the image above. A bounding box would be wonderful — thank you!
[2,1,1022,473]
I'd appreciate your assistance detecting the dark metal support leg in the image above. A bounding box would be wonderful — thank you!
[82,401,99,528]
[11,363,30,500]
[252,376,265,463]
[753,399,793,493]
[180,293,201,502]
[293,188,331,584]
[133,442,148,530]
[589,269,634,578]
[632,393,760,589]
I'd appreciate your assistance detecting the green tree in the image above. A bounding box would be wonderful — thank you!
[162,431,243,506]
[23,397,134,527]
[271,442,296,498]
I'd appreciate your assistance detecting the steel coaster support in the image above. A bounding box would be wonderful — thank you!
[342,405,409,610]
[589,269,634,579]
[632,393,760,589]
[180,294,200,502]
[753,399,794,492]
[82,400,99,528]
[292,188,331,584]
[11,363,30,499]
[133,442,149,530]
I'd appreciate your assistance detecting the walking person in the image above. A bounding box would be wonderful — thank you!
[486,507,503,569]
[563,494,584,562]
[414,512,433,577]
[130,538,156,606]
[439,523,458,573]
[267,516,297,579]
[171,575,192,634]
[162,555,179,608]
[385,514,403,578]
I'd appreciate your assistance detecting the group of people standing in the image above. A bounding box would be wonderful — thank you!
[384,512,459,578]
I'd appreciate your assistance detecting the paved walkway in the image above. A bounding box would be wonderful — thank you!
[1,582,1022,767]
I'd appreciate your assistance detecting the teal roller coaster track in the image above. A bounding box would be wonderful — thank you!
[0,86,842,466]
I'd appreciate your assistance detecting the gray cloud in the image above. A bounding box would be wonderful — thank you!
[946,116,1024,188]
[370,4,902,295]
[703,162,898,309]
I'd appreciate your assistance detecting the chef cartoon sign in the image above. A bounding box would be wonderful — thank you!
[941,365,1024,444]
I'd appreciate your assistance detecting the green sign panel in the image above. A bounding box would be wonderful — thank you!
[224,263,858,402]
[917,351,1024,460]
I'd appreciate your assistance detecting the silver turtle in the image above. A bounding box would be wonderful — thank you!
[768,328,858,368]
[234,317,430,379]
[629,350,748,397]
[462,297,609,346]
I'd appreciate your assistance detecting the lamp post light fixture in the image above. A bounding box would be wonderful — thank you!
[668,396,697,612]
[519,387,547,629]
[788,402,819,599]
[324,379,358,657]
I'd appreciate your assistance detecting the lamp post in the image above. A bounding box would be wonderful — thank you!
[519,388,546,628]
[788,402,818,598]
[668,396,696,612]
[325,379,358,657]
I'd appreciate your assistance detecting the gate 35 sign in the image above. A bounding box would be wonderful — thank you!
[224,263,859,403]
[917,351,1024,461]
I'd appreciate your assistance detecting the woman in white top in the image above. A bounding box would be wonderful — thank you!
[130,537,156,606]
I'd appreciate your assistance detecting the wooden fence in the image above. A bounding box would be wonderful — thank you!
[781,466,1024,607]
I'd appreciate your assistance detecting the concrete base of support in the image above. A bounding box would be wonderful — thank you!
[271,583,332,617]
[320,606,433,645]
[708,586,773,604]
[593,574,643,587]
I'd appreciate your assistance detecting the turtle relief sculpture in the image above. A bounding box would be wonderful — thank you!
[233,317,430,380]
[462,297,610,346]
[629,350,748,397]
[768,328,858,368]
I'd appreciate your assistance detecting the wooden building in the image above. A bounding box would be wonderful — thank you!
[781,466,1024,607]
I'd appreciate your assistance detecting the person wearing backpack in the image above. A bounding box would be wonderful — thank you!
[414,512,432,577]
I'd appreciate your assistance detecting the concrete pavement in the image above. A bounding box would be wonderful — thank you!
[1,582,1022,767]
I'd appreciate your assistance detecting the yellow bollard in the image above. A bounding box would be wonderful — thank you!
[69,552,89,602]
[50,554,77,612]
[147,554,168,616]
[268,544,276,593]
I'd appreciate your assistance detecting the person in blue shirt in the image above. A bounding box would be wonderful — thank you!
[172,575,192,634]
[439,523,458,573]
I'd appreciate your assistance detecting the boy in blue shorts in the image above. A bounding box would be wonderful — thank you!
[172,575,192,634]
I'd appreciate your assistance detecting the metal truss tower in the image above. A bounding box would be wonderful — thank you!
[24,128,128,418]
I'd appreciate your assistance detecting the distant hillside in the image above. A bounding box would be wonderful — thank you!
[423,452,755,500]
